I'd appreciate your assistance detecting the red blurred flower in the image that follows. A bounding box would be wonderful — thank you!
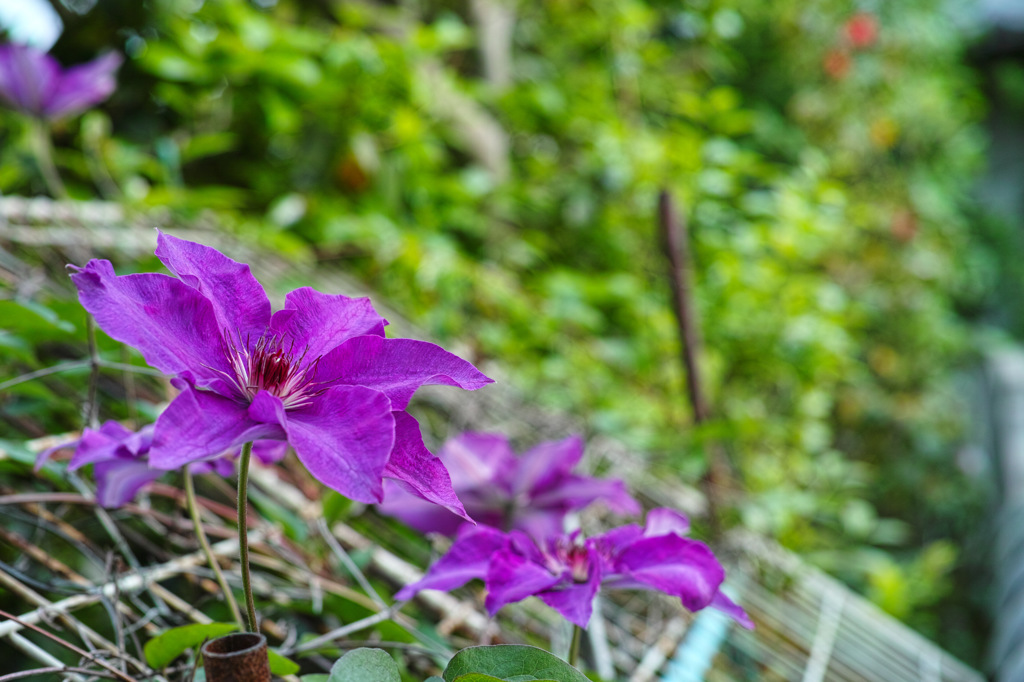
[845,13,879,49]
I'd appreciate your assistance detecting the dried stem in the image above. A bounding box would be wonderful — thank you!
[0,665,124,681]
[0,608,140,682]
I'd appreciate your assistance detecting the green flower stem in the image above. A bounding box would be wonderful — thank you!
[237,441,258,633]
[28,119,68,199]
[568,624,583,669]
[185,465,244,630]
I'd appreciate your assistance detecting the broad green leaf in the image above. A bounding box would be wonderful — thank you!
[143,623,237,669]
[327,647,401,682]
[443,646,590,682]
[269,649,300,675]
[301,676,329,682]
[452,671,557,675]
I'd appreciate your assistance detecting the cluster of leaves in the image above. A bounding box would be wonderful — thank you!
[0,0,996,662]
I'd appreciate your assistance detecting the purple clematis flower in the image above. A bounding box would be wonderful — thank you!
[396,508,753,629]
[68,232,493,515]
[378,433,640,538]
[0,42,122,120]
[36,421,287,508]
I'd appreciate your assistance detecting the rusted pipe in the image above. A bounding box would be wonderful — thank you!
[201,632,271,682]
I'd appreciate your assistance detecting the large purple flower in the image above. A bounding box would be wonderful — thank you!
[68,232,493,513]
[0,43,122,120]
[378,433,640,538]
[35,421,287,508]
[396,508,753,629]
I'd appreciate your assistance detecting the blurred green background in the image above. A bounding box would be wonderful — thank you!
[4,0,1023,666]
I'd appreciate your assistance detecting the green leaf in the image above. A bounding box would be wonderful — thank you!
[143,623,237,669]
[327,647,401,682]
[443,646,590,682]
[301,676,329,682]
[269,649,301,675]
[452,671,557,675]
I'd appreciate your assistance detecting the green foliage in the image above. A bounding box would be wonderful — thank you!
[143,623,237,669]
[443,646,589,682]
[318,646,587,682]
[142,624,298,674]
[327,647,401,682]
[268,649,302,675]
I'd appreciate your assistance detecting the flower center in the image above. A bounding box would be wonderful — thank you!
[223,334,322,409]
[550,539,592,583]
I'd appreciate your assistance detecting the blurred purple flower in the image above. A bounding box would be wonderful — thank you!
[68,232,492,514]
[0,43,122,120]
[378,433,640,538]
[396,508,752,629]
[36,421,287,508]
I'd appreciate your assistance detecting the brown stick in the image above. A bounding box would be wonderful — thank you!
[658,190,728,533]
[658,190,709,423]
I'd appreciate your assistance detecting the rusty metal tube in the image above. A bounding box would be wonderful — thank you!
[201,632,271,682]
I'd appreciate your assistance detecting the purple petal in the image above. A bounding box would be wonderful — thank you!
[318,336,493,410]
[535,565,602,628]
[149,388,282,469]
[67,421,139,469]
[610,535,724,612]
[711,590,754,629]
[155,231,271,340]
[190,457,237,477]
[382,411,470,523]
[395,525,508,600]
[42,51,121,119]
[270,287,387,361]
[378,481,470,536]
[529,475,641,517]
[510,530,551,566]
[252,440,288,465]
[508,510,567,541]
[267,386,395,503]
[69,260,233,391]
[643,508,690,537]
[35,438,79,471]
[439,432,517,492]
[514,435,583,497]
[94,458,163,507]
[595,523,644,555]
[484,548,562,615]
[0,44,58,116]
